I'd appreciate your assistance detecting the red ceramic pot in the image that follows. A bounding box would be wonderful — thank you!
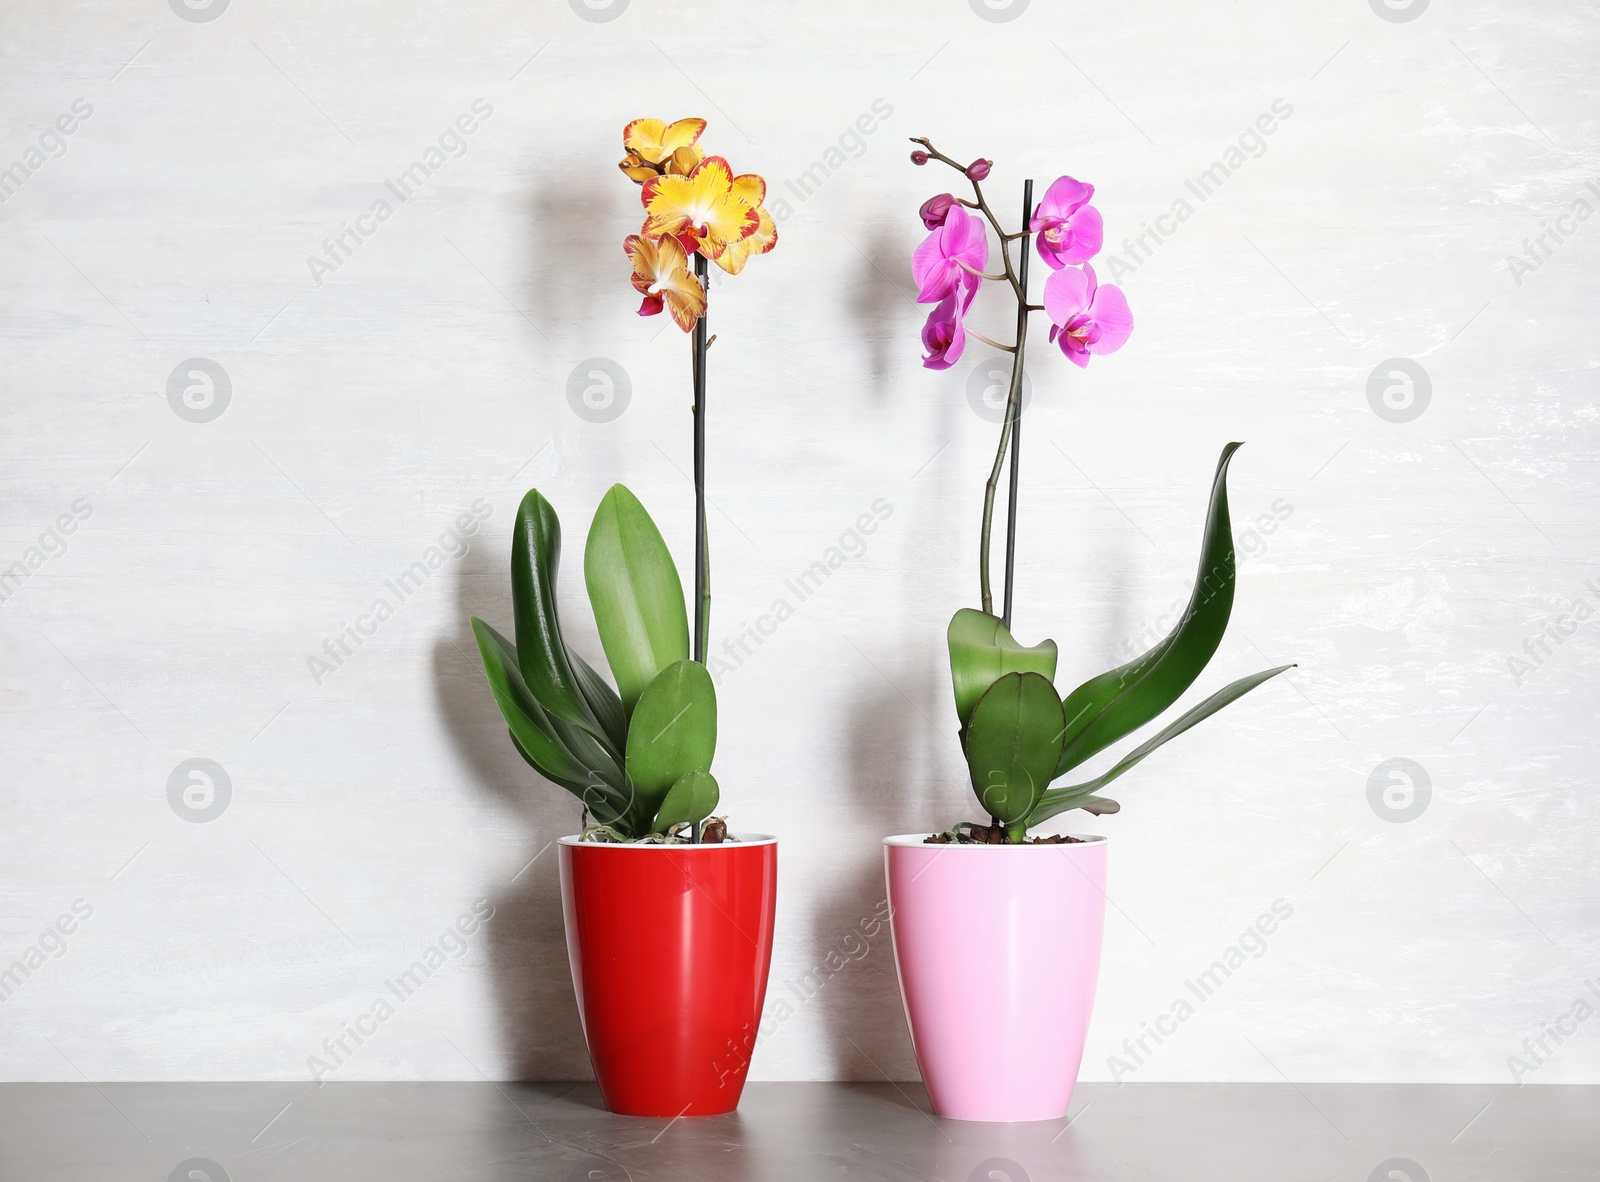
[558,833,778,1116]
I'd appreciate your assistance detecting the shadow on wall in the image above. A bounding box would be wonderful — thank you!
[795,274,966,1078]
[801,667,934,1082]
[432,537,593,1081]
[527,178,619,341]
[847,220,917,405]
[1090,528,1138,672]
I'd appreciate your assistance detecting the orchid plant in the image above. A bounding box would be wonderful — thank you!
[467,119,774,844]
[909,137,1292,843]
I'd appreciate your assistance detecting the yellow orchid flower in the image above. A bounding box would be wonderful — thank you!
[641,156,759,261]
[624,117,707,164]
[625,232,706,333]
[618,117,707,183]
[617,119,707,183]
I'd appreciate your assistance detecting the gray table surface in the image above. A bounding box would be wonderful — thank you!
[0,1081,1594,1181]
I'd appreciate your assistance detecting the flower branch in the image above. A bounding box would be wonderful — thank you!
[909,138,1134,613]
[965,328,1016,353]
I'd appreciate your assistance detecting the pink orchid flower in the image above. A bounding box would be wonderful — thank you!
[920,286,976,370]
[1043,263,1133,368]
[1030,175,1103,270]
[912,206,988,304]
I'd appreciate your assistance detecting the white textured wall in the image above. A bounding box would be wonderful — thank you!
[2,0,1596,1087]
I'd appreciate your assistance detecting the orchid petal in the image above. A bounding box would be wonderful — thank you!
[1086,282,1134,354]
[1031,175,1094,226]
[713,205,777,275]
[1037,203,1103,269]
[730,173,766,207]
[912,206,989,304]
[921,294,969,369]
[1042,265,1094,327]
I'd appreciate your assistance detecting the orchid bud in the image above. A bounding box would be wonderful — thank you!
[667,144,703,176]
[618,152,657,185]
[919,193,957,229]
[910,150,930,165]
[965,158,992,181]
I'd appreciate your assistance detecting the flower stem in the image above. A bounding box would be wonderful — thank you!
[692,252,710,665]
[1001,180,1034,630]
[976,180,1035,620]
[978,418,1011,616]
[957,261,1008,282]
[966,328,1015,353]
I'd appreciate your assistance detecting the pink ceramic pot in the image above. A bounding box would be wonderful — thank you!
[884,833,1108,1122]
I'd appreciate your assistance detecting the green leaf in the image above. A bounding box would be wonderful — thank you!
[1055,442,1244,777]
[471,616,632,827]
[480,619,627,791]
[1026,791,1122,822]
[1071,794,1122,816]
[652,770,720,834]
[568,647,627,754]
[947,608,1058,729]
[1030,664,1293,827]
[472,616,587,787]
[510,489,618,753]
[584,484,691,716]
[625,659,717,819]
[961,671,1067,826]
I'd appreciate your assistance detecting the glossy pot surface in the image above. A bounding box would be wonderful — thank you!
[559,833,777,1116]
[885,833,1107,1122]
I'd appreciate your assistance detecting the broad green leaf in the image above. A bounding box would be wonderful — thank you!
[510,489,618,754]
[652,770,720,834]
[1030,664,1293,826]
[478,616,626,786]
[947,608,1059,729]
[584,484,691,716]
[962,671,1067,826]
[472,616,632,826]
[472,616,588,787]
[1055,442,1244,777]
[625,659,717,818]
[568,647,627,754]
[503,726,583,795]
